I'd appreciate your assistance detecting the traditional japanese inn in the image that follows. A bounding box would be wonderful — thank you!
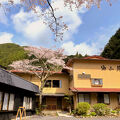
[0,67,39,120]
[10,56,120,111]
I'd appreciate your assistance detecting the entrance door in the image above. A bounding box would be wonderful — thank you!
[97,93,104,103]
[47,97,57,110]
[57,97,62,109]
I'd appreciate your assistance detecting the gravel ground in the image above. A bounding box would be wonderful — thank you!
[26,115,120,120]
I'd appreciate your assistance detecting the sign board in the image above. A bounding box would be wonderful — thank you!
[78,74,91,79]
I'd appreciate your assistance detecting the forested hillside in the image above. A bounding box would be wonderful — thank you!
[101,28,120,59]
[0,43,27,67]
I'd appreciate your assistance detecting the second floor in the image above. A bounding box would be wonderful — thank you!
[11,56,120,94]
[14,72,70,94]
[68,56,120,89]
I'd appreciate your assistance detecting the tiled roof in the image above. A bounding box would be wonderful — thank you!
[0,68,39,93]
[10,70,62,74]
[70,88,120,92]
[67,56,120,66]
[83,55,107,60]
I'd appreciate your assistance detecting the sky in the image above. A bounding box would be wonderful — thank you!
[0,0,120,56]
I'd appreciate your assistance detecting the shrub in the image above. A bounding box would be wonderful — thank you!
[111,110,118,116]
[115,109,120,115]
[111,110,117,114]
[105,107,111,115]
[90,112,96,116]
[93,103,108,116]
[71,110,77,115]
[35,108,40,115]
[76,102,91,115]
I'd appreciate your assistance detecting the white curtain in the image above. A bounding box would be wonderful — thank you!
[84,94,90,103]
[78,94,84,102]
[23,97,27,109]
[27,97,30,109]
[30,98,32,109]
[0,92,3,110]
[119,94,120,104]
[2,93,9,110]
[8,94,15,110]
[104,94,110,104]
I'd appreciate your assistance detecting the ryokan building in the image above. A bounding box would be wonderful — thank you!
[11,56,120,110]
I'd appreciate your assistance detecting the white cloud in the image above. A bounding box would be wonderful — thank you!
[62,24,120,56]
[51,0,83,40]
[0,32,13,44]
[62,41,97,55]
[11,0,87,46]
[0,7,8,24]
[12,9,52,46]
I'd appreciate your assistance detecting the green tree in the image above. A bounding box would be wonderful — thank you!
[64,52,83,63]
[101,28,120,59]
[0,43,28,67]
[64,94,73,113]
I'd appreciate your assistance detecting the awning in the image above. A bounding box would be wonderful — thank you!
[42,93,65,96]
[70,88,120,92]
[0,68,39,93]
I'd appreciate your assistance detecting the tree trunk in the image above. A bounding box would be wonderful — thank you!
[69,104,71,114]
[39,88,43,114]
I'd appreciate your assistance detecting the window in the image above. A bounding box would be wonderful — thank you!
[78,93,90,103]
[104,94,110,104]
[27,97,30,109]
[30,98,32,109]
[91,78,103,86]
[8,94,15,110]
[45,80,62,88]
[97,93,110,104]
[0,92,3,110]
[0,92,15,111]
[23,96,32,110]
[23,96,27,109]
[2,93,9,110]
[45,80,51,87]
[53,80,62,88]
[118,94,120,104]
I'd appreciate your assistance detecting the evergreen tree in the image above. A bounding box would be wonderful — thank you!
[64,52,83,63]
[101,28,120,59]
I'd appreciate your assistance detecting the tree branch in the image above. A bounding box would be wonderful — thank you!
[46,0,58,37]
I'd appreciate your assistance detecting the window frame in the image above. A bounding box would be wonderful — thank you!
[53,80,61,88]
[23,96,32,110]
[0,92,3,111]
[97,93,110,105]
[118,93,120,105]
[104,93,110,105]
[91,78,103,87]
[45,80,62,88]
[78,93,91,103]
[44,80,52,88]
[2,93,9,111]
[8,93,15,111]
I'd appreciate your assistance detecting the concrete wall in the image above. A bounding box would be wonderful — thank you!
[74,92,119,109]
[15,73,70,94]
[73,60,120,88]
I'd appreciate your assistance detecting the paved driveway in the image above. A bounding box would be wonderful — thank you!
[27,116,120,120]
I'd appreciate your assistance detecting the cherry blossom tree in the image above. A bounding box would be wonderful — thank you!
[0,0,112,41]
[9,46,69,112]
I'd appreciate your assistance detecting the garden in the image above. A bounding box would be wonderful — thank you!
[71,102,120,118]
